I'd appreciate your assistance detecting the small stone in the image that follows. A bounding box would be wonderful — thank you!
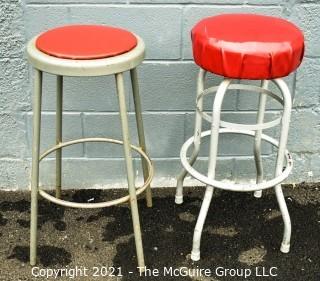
[238,247,267,266]
[178,212,196,222]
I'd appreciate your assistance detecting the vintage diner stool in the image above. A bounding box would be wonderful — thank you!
[175,14,304,261]
[27,25,153,269]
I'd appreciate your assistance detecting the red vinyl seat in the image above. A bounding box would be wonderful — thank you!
[191,14,305,80]
[36,25,137,60]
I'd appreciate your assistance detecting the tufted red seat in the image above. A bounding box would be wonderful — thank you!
[36,25,137,60]
[191,14,304,80]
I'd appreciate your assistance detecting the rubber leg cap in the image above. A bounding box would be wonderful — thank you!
[254,190,262,198]
[191,251,200,261]
[175,195,183,205]
[280,243,290,253]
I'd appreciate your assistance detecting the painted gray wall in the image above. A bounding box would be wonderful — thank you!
[0,0,319,189]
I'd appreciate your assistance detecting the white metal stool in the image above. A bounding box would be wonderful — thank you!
[27,25,153,269]
[175,14,305,261]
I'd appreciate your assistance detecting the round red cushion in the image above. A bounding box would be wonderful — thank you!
[36,25,137,60]
[191,14,304,79]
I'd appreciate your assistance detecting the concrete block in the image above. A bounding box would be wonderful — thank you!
[39,158,131,189]
[26,112,84,158]
[185,112,276,156]
[27,0,125,3]
[0,34,24,59]
[83,113,130,158]
[135,158,182,187]
[25,5,70,39]
[233,155,276,182]
[237,74,295,111]
[69,5,182,59]
[132,0,279,3]
[288,153,312,183]
[137,113,185,158]
[135,157,234,187]
[133,62,236,111]
[2,0,320,190]
[290,4,320,57]
[0,0,25,57]
[0,113,27,158]
[190,157,234,181]
[40,72,131,112]
[298,0,320,2]
[0,59,29,112]
[26,5,182,58]
[288,109,320,153]
[0,159,29,189]
[310,154,320,180]
[295,58,320,108]
[234,153,313,184]
[83,112,185,158]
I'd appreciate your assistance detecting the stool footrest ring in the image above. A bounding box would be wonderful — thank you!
[38,137,154,209]
[180,129,292,192]
[196,83,284,131]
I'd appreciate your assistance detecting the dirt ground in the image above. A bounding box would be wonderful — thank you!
[0,184,319,281]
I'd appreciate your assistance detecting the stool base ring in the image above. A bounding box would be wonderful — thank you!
[180,129,293,192]
[38,137,154,209]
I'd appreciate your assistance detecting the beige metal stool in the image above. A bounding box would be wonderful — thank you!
[27,25,153,269]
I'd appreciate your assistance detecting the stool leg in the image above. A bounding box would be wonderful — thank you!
[191,79,231,261]
[274,78,292,253]
[175,69,206,204]
[130,68,152,208]
[30,69,42,266]
[56,75,63,199]
[115,73,145,270]
[253,80,269,198]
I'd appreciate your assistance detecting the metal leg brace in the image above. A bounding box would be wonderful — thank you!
[273,79,292,253]
[253,80,269,198]
[175,69,206,204]
[178,70,293,261]
[191,79,231,261]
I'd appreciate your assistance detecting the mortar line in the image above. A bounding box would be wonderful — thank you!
[179,6,184,60]
[23,154,276,161]
[26,2,280,8]
[292,71,298,100]
[26,109,284,115]
[80,112,87,157]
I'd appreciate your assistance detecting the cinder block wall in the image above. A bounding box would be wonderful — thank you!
[1,0,319,189]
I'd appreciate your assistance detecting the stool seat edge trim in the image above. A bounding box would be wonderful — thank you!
[27,35,145,76]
